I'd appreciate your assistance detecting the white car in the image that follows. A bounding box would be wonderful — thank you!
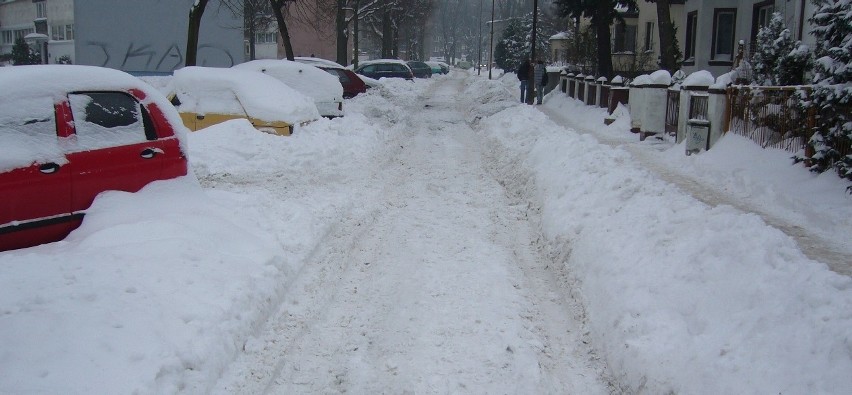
[234,60,345,118]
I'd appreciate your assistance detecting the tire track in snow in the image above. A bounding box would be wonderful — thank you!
[212,73,615,394]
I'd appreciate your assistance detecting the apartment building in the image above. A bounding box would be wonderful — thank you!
[0,0,74,64]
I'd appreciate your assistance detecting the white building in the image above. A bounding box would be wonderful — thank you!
[680,0,816,76]
[0,0,75,64]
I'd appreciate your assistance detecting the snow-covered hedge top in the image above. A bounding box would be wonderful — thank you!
[649,70,672,85]
[0,65,188,173]
[550,31,571,40]
[233,60,343,105]
[546,66,562,73]
[612,75,625,84]
[171,66,319,124]
[712,71,736,89]
[682,70,715,87]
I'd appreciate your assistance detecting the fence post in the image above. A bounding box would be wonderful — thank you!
[629,76,648,134]
[560,70,568,93]
[576,73,586,102]
[585,74,596,106]
[597,76,608,108]
[606,76,628,125]
[638,71,672,140]
[680,77,711,143]
[706,85,728,149]
[567,73,575,98]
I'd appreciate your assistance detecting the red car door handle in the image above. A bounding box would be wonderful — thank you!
[140,148,164,159]
[39,163,61,174]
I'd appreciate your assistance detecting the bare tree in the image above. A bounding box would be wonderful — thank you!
[186,0,211,66]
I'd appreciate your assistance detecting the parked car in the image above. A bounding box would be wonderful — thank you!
[0,65,189,251]
[234,60,345,118]
[354,59,414,80]
[406,61,433,78]
[426,61,450,75]
[168,66,320,136]
[294,57,368,99]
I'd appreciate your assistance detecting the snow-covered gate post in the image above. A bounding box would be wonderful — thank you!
[629,75,649,134]
[678,71,713,144]
[605,76,628,125]
[567,73,576,98]
[597,76,609,108]
[560,70,568,94]
[639,70,672,141]
[576,73,586,102]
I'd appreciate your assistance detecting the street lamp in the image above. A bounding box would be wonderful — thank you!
[24,33,49,64]
[477,0,483,75]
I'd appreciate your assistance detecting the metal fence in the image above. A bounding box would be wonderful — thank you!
[665,89,680,136]
[726,86,812,153]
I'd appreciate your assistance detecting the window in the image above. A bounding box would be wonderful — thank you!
[712,8,737,62]
[13,28,35,41]
[254,32,277,44]
[751,1,775,40]
[1,30,12,45]
[68,92,149,150]
[51,24,74,41]
[35,1,47,19]
[644,22,655,52]
[685,11,698,63]
[613,22,637,53]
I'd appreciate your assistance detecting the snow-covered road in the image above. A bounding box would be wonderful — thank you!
[212,73,612,394]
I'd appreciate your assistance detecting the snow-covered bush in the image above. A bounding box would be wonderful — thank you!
[751,12,811,86]
[493,11,553,71]
[798,0,852,187]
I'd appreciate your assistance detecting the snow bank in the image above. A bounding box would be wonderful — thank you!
[471,76,852,394]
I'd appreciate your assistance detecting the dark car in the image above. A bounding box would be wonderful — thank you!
[294,57,368,99]
[354,60,413,80]
[0,65,188,251]
[406,61,433,78]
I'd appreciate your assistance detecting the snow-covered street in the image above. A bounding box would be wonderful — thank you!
[1,70,850,394]
[213,75,611,393]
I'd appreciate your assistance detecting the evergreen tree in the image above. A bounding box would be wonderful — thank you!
[751,12,810,86]
[800,0,852,188]
[11,37,40,65]
[493,11,553,71]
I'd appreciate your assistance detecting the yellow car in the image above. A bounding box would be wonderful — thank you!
[168,67,319,136]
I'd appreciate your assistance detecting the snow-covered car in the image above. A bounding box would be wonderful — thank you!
[354,59,414,80]
[0,65,189,251]
[168,66,320,136]
[425,61,450,75]
[295,57,368,99]
[233,60,345,118]
[407,61,433,78]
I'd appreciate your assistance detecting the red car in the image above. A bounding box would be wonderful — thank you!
[0,65,188,251]
[294,57,368,98]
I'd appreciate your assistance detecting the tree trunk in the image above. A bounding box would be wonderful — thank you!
[336,0,348,65]
[353,0,360,67]
[270,0,294,60]
[381,4,393,58]
[246,1,256,60]
[655,0,677,72]
[185,0,209,66]
[595,3,614,78]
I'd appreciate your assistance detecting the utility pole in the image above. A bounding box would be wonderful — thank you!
[477,0,483,75]
[526,0,539,104]
[488,0,495,79]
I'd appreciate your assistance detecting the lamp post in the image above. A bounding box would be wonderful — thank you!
[526,0,539,104]
[24,33,49,64]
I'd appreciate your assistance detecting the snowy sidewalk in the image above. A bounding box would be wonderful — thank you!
[538,92,852,276]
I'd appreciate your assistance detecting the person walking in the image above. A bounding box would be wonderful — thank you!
[516,59,531,103]
[534,59,546,105]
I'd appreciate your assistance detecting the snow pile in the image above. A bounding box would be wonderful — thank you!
[473,84,852,394]
[682,70,715,87]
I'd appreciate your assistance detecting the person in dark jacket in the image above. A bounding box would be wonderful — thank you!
[516,60,531,103]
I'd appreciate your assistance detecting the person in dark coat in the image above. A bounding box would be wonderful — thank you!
[516,59,531,103]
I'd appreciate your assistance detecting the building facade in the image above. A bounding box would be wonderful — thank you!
[0,0,74,65]
[680,0,816,76]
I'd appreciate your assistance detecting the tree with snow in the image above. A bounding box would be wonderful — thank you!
[751,12,810,86]
[11,37,40,66]
[494,11,553,71]
[799,0,852,186]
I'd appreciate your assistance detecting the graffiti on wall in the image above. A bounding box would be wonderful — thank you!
[85,41,236,71]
